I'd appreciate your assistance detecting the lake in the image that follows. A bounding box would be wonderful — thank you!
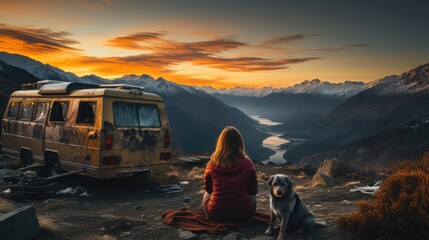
[252,116,289,164]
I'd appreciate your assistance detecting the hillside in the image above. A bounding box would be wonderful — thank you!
[0,60,40,117]
[287,64,429,163]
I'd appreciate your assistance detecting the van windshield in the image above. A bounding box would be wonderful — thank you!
[113,102,161,127]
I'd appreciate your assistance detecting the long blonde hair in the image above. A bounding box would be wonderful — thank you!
[211,126,246,168]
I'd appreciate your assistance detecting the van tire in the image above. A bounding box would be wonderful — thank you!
[45,154,62,177]
[20,150,33,167]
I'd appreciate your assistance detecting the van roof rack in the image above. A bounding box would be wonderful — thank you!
[21,80,64,90]
[100,84,145,91]
[38,82,99,95]
[21,80,145,95]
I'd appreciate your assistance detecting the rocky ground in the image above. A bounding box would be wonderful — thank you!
[0,157,376,240]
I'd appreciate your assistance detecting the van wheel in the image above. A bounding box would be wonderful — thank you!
[46,154,62,177]
[20,150,33,167]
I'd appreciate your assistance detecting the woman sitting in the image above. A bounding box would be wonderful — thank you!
[201,126,258,221]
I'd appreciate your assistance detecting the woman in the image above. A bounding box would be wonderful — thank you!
[201,126,257,221]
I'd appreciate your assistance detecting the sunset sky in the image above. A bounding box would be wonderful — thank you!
[0,0,428,88]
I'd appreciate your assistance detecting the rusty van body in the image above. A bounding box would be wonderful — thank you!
[1,80,172,178]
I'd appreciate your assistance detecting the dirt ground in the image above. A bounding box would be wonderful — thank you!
[0,159,373,240]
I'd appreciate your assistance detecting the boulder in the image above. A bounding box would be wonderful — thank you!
[249,236,274,240]
[0,205,40,240]
[178,229,197,240]
[317,159,353,178]
[223,232,241,240]
[311,172,339,186]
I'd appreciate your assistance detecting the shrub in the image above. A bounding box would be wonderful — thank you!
[337,154,429,239]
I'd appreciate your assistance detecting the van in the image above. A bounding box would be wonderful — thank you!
[1,80,172,178]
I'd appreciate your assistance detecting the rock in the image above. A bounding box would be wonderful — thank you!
[120,231,132,237]
[300,163,318,175]
[223,232,241,240]
[311,172,339,186]
[0,205,40,240]
[135,205,142,210]
[249,236,274,240]
[316,159,353,178]
[183,197,192,204]
[178,229,197,240]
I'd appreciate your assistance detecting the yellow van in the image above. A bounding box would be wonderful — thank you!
[1,80,172,178]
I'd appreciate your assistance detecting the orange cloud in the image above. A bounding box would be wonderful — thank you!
[262,33,326,45]
[104,32,319,73]
[0,23,80,52]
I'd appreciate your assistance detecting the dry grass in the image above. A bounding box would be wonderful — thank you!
[257,171,270,181]
[337,154,429,239]
[187,166,205,180]
[38,215,62,234]
[0,197,15,213]
[85,235,117,240]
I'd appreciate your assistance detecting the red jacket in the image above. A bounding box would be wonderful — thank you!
[204,155,258,221]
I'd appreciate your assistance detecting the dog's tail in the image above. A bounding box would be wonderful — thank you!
[315,221,327,228]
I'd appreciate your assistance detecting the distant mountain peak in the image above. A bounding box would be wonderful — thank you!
[0,51,80,82]
[369,63,429,95]
[120,73,155,81]
[281,79,369,97]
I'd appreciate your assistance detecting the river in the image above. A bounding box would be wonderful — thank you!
[252,116,289,164]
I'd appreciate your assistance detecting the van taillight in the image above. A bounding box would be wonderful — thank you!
[164,131,171,147]
[102,156,121,165]
[106,133,113,149]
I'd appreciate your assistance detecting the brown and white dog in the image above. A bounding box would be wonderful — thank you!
[266,174,321,240]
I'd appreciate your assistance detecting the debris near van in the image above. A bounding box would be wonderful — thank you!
[177,156,210,165]
[350,180,382,195]
[55,186,90,197]
[154,184,183,196]
[2,171,55,199]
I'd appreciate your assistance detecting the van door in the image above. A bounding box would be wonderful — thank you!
[72,101,99,172]
[31,101,50,163]
[44,100,73,175]
[110,102,162,170]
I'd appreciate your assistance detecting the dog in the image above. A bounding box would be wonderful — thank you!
[266,174,320,240]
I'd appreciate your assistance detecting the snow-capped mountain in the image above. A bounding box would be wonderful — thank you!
[280,79,370,97]
[113,75,208,96]
[80,74,109,84]
[0,52,81,82]
[368,63,429,95]
[199,79,369,98]
[199,86,278,97]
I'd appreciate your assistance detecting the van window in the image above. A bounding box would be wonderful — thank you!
[113,103,160,127]
[76,101,96,124]
[7,101,20,119]
[137,105,161,127]
[19,101,35,120]
[49,101,69,122]
[34,102,50,123]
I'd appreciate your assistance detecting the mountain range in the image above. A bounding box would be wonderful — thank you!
[1,51,428,167]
